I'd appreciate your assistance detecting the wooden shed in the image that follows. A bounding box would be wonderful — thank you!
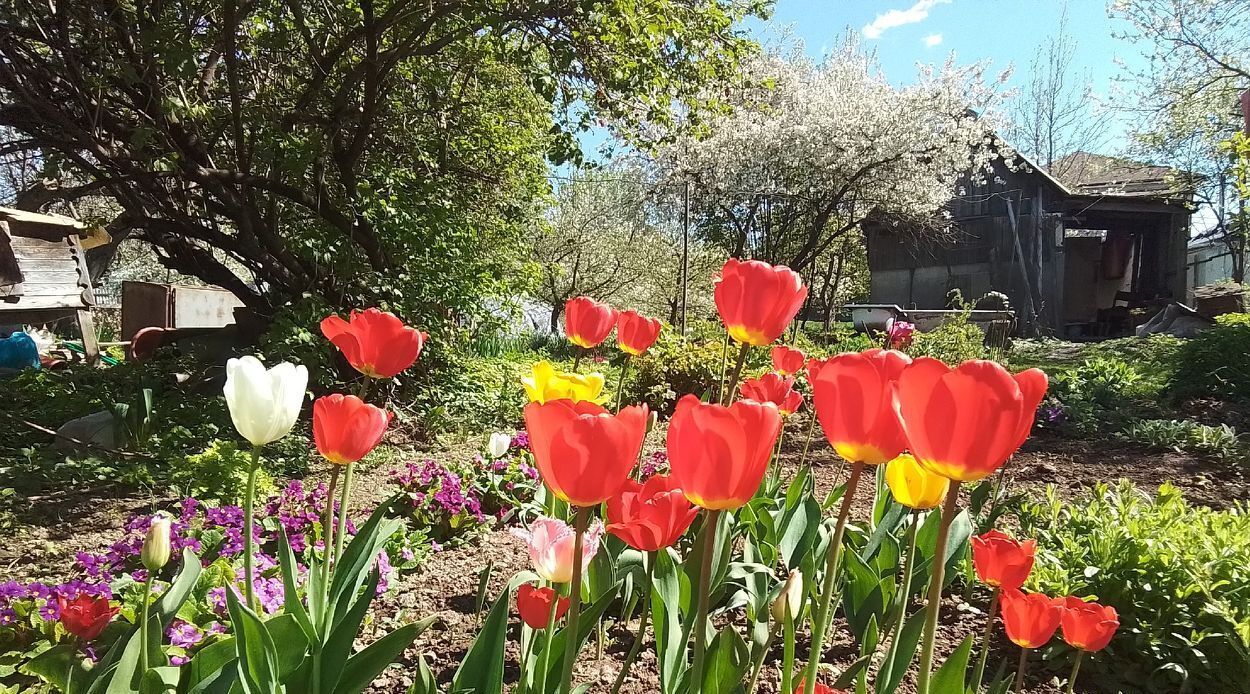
[0,206,100,363]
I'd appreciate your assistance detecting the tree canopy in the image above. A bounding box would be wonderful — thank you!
[0,0,762,323]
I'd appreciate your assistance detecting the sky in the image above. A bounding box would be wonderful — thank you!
[750,0,1146,153]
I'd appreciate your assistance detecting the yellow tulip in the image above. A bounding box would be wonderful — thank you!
[521,360,606,404]
[885,453,950,510]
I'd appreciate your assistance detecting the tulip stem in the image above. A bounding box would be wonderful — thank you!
[879,511,920,667]
[716,331,730,402]
[559,507,591,694]
[609,552,656,694]
[334,462,355,566]
[138,572,154,671]
[801,460,865,694]
[572,349,583,373]
[970,587,1002,694]
[780,609,796,694]
[1014,647,1030,693]
[321,465,342,603]
[538,581,559,692]
[917,482,962,694]
[722,342,751,405]
[796,409,818,471]
[243,445,262,612]
[689,508,723,690]
[614,356,631,412]
[1065,650,1084,694]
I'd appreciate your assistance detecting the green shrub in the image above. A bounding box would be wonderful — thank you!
[1011,481,1250,692]
[908,312,988,364]
[628,329,760,413]
[1169,313,1250,403]
[171,439,277,504]
[1116,419,1249,464]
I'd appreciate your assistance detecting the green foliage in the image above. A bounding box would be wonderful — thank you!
[1011,481,1250,692]
[172,440,277,505]
[1117,419,1249,465]
[907,314,987,365]
[626,322,769,412]
[1169,312,1250,403]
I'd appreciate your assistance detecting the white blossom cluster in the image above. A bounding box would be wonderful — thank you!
[652,41,1018,227]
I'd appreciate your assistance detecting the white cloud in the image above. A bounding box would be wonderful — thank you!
[862,0,952,40]
[923,33,944,47]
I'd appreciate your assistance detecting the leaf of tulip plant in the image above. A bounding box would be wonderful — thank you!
[332,617,435,694]
[20,644,76,692]
[929,634,974,694]
[779,498,821,570]
[650,547,686,694]
[328,499,401,624]
[474,560,494,623]
[452,582,511,694]
[321,570,382,691]
[862,502,907,562]
[536,583,622,693]
[225,586,281,694]
[700,627,750,694]
[406,655,439,694]
[138,666,180,694]
[276,529,315,641]
[830,653,872,690]
[180,638,236,693]
[874,609,926,694]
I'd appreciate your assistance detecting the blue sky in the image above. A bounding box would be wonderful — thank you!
[754,0,1144,152]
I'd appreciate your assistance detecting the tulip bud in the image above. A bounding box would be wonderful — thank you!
[141,514,172,572]
[771,569,804,623]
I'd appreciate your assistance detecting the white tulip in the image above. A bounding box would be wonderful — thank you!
[771,569,804,623]
[224,355,308,447]
[487,432,511,459]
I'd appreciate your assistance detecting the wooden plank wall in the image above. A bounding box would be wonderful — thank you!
[2,232,92,311]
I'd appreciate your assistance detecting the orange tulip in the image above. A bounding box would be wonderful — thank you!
[971,529,1036,591]
[894,358,1043,482]
[605,474,699,551]
[523,399,647,506]
[313,394,391,465]
[809,349,912,465]
[1010,367,1049,450]
[714,258,808,346]
[616,310,663,356]
[564,296,617,349]
[321,308,427,378]
[740,372,803,415]
[1000,588,1062,649]
[666,394,782,510]
[795,678,845,694]
[58,595,118,642]
[771,345,807,375]
[516,584,570,629]
[1059,597,1119,652]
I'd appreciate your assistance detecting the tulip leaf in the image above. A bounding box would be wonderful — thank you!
[333,617,434,694]
[700,627,750,694]
[780,498,821,570]
[862,501,907,562]
[328,498,401,623]
[321,570,382,692]
[408,655,439,694]
[225,586,280,694]
[651,548,686,694]
[875,609,926,694]
[277,529,317,641]
[180,639,237,693]
[785,464,812,511]
[452,581,513,694]
[20,644,77,692]
[537,582,622,693]
[929,634,974,694]
[138,666,180,694]
[830,653,872,689]
[474,560,494,621]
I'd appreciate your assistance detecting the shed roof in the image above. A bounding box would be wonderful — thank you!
[1048,151,1198,198]
[0,206,85,240]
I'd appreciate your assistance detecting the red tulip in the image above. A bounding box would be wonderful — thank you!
[667,395,782,510]
[58,595,119,642]
[321,308,427,378]
[1000,588,1062,649]
[564,296,617,349]
[740,372,804,415]
[714,258,808,346]
[606,475,699,551]
[795,678,844,694]
[809,349,911,465]
[771,345,807,375]
[971,529,1036,591]
[1059,597,1119,652]
[523,399,647,506]
[313,394,391,465]
[617,310,663,356]
[894,358,1042,482]
[516,584,570,629]
[1010,368,1049,450]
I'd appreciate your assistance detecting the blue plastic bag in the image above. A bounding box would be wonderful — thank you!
[0,331,40,370]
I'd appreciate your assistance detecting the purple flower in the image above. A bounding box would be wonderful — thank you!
[511,431,530,449]
[167,620,204,649]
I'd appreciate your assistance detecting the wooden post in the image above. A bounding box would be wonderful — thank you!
[77,307,100,365]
